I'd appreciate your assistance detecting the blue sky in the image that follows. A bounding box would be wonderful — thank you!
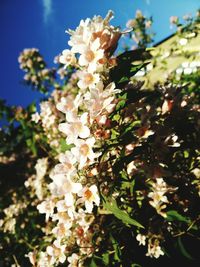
[0,0,199,107]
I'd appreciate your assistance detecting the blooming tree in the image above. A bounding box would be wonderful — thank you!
[0,9,200,267]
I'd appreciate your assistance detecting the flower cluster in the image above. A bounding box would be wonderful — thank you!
[1,198,27,234]
[25,158,48,200]
[18,48,55,93]
[32,99,61,148]
[136,234,164,258]
[26,11,200,267]
[1,9,200,267]
[125,9,154,49]
[61,10,120,71]
[29,11,121,266]
[148,178,170,218]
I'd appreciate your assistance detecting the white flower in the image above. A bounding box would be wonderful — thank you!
[192,168,200,178]
[71,137,99,168]
[37,251,51,267]
[136,233,146,246]
[31,112,40,123]
[77,185,100,213]
[78,39,104,72]
[56,94,81,115]
[26,252,36,266]
[75,208,94,232]
[35,158,48,179]
[68,10,120,57]
[3,218,16,233]
[161,99,173,114]
[52,207,75,222]
[37,199,55,221]
[57,67,68,79]
[148,178,169,217]
[68,18,92,52]
[50,173,82,198]
[127,161,137,176]
[126,19,136,28]
[148,192,168,206]
[46,240,66,264]
[164,134,180,147]
[146,239,164,258]
[53,150,77,176]
[152,178,168,190]
[179,38,188,46]
[67,253,82,267]
[77,71,100,90]
[52,222,72,239]
[56,198,74,212]
[84,82,119,121]
[59,49,77,67]
[40,101,56,128]
[58,112,90,144]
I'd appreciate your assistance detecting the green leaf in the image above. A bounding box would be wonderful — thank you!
[26,136,37,156]
[177,237,194,260]
[121,120,141,136]
[111,129,119,140]
[102,253,109,265]
[118,76,129,83]
[112,114,121,122]
[115,93,128,111]
[103,198,144,228]
[130,63,148,76]
[166,210,190,224]
[60,138,74,152]
[27,102,36,113]
[184,150,189,158]
[89,258,98,267]
[110,48,150,86]
[116,99,126,111]
[110,234,121,262]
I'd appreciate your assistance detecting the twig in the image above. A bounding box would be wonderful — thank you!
[13,255,20,267]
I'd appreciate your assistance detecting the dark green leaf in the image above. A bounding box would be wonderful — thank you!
[110,48,151,86]
[103,198,144,228]
[166,210,190,224]
[177,237,194,260]
[89,258,98,267]
[110,234,121,262]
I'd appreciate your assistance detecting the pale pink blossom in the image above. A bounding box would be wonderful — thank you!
[46,240,66,264]
[56,93,81,115]
[77,185,100,213]
[59,49,77,67]
[37,199,55,221]
[78,39,104,72]
[58,112,90,144]
[52,222,72,239]
[77,71,100,90]
[31,112,40,123]
[71,137,99,168]
[75,208,94,232]
[53,150,77,176]
[84,82,119,121]
[67,253,82,267]
[50,173,82,198]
